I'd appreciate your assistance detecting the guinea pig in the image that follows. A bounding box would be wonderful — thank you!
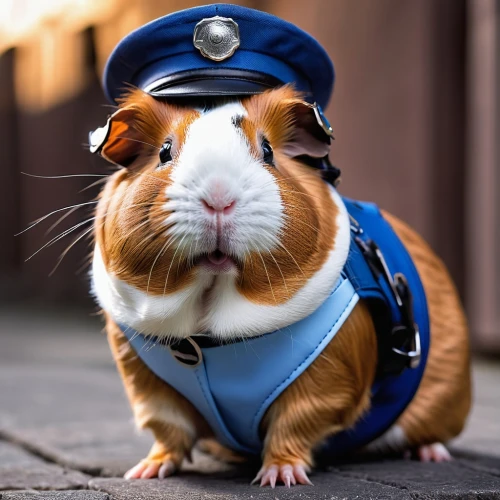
[90,86,471,487]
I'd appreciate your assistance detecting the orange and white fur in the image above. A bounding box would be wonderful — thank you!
[91,87,471,487]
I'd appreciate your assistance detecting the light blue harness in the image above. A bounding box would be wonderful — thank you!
[120,197,429,456]
[123,276,357,453]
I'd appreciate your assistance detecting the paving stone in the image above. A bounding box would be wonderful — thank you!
[0,491,110,499]
[0,360,152,476]
[90,471,411,500]
[452,450,500,478]
[2,422,151,477]
[0,318,152,477]
[335,458,500,499]
[0,365,125,430]
[0,463,90,491]
[2,311,500,498]
[0,443,45,468]
[0,442,92,492]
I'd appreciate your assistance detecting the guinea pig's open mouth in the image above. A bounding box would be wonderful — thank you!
[195,249,239,274]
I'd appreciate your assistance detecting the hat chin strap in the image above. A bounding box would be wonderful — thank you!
[292,155,342,187]
[144,68,283,98]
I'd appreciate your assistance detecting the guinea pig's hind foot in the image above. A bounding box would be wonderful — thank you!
[405,443,452,463]
[252,463,313,488]
[124,457,177,480]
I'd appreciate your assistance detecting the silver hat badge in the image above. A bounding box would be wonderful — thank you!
[193,16,240,62]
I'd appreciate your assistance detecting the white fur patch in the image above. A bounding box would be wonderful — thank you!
[91,244,213,337]
[163,102,284,257]
[363,425,407,454]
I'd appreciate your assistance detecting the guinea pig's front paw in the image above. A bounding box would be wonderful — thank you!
[124,453,181,480]
[252,461,313,488]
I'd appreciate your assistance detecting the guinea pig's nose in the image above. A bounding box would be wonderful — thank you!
[202,198,236,215]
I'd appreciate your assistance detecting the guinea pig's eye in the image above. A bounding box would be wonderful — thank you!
[159,140,173,165]
[262,139,274,165]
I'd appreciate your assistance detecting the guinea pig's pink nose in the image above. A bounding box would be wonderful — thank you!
[202,198,236,215]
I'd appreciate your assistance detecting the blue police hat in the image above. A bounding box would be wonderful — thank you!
[103,4,335,109]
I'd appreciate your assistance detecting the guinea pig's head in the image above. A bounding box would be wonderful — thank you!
[91,86,350,340]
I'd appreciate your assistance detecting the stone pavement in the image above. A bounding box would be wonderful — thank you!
[0,306,500,499]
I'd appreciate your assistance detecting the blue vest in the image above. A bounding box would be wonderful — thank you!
[121,197,429,456]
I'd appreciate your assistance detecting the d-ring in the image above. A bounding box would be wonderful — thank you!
[169,337,203,368]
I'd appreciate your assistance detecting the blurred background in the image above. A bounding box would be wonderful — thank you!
[0,0,498,352]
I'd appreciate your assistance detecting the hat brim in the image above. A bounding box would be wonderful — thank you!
[144,69,283,99]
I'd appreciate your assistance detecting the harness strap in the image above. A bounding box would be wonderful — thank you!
[343,199,423,376]
[120,275,359,454]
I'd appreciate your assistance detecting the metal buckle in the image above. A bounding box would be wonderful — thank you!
[169,337,203,368]
[392,324,421,369]
[312,103,334,138]
[372,244,403,308]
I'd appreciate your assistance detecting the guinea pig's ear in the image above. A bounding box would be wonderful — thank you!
[283,101,334,159]
[89,107,143,168]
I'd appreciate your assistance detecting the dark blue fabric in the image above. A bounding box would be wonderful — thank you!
[320,198,430,456]
[103,4,334,108]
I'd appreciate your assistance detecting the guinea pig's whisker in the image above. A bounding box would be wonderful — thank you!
[280,203,316,213]
[49,192,139,235]
[161,232,187,303]
[21,172,108,179]
[254,171,327,190]
[243,242,255,272]
[268,249,289,295]
[255,248,277,304]
[46,205,86,236]
[50,224,96,275]
[278,189,324,202]
[80,176,112,193]
[281,212,321,234]
[45,200,165,269]
[241,334,261,360]
[25,217,95,262]
[146,235,176,295]
[97,201,166,225]
[16,201,98,236]
[185,238,198,268]
[115,136,160,150]
[263,231,305,276]
[115,220,154,247]
[180,239,194,275]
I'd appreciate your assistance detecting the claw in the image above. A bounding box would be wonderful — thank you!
[280,464,296,488]
[251,466,264,485]
[270,474,277,489]
[124,458,178,480]
[140,463,161,479]
[294,464,313,485]
[253,463,312,487]
[260,465,279,488]
[158,460,176,479]
[124,462,148,480]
